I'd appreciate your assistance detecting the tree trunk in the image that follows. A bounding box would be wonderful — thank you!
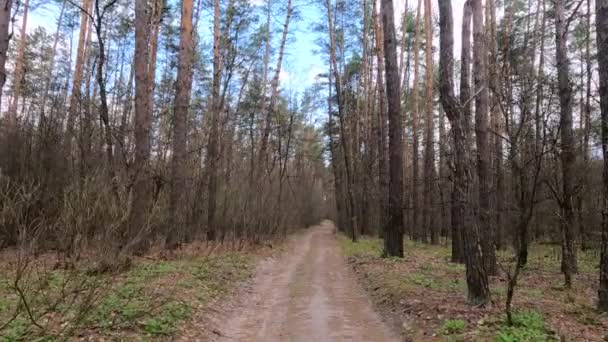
[472,0,497,275]
[325,0,359,241]
[373,0,388,237]
[93,2,119,195]
[411,0,422,242]
[258,0,293,177]
[422,0,437,244]
[167,0,194,249]
[207,0,222,241]
[438,0,490,305]
[6,0,29,127]
[381,0,404,257]
[0,0,11,108]
[127,0,153,254]
[596,0,608,312]
[451,0,472,264]
[65,0,92,169]
[555,0,577,288]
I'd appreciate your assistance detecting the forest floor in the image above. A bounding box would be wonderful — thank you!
[0,238,277,340]
[339,235,608,341]
[194,220,399,341]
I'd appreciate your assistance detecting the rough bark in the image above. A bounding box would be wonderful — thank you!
[555,0,577,288]
[6,0,29,126]
[258,0,293,175]
[460,0,473,144]
[127,0,153,254]
[422,0,437,244]
[411,0,422,241]
[373,0,388,236]
[452,0,472,264]
[381,0,404,257]
[326,0,358,241]
[207,0,221,241]
[596,0,608,312]
[65,0,92,166]
[472,0,497,275]
[438,0,489,305]
[0,0,12,108]
[167,0,194,249]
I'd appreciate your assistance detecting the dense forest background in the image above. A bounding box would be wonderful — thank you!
[1,0,608,337]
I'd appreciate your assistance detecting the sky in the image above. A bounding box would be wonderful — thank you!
[26,0,466,93]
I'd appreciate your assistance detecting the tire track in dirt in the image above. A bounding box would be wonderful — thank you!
[200,221,399,342]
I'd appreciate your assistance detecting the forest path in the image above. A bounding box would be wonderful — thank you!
[198,221,399,342]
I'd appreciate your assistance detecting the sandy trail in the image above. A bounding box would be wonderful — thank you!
[203,221,398,342]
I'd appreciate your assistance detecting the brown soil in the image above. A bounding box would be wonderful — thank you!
[185,221,399,341]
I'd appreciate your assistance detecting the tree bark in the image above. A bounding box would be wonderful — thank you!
[372,0,388,236]
[65,0,92,168]
[422,0,437,244]
[451,0,472,264]
[6,0,29,127]
[0,0,12,109]
[438,0,490,305]
[325,0,359,241]
[127,0,153,254]
[381,0,404,257]
[207,0,222,240]
[411,0,422,241]
[258,0,293,177]
[555,0,577,288]
[167,0,194,249]
[596,0,608,312]
[472,0,497,275]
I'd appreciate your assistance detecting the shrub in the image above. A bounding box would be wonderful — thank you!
[441,319,467,335]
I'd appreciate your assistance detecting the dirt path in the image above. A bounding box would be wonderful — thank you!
[197,221,398,342]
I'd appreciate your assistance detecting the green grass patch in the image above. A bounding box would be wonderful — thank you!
[338,235,382,257]
[441,319,467,335]
[0,252,255,340]
[496,310,554,342]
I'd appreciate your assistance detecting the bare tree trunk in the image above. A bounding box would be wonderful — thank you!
[450,0,472,264]
[555,0,577,288]
[253,0,271,185]
[207,0,222,241]
[6,0,29,126]
[438,0,489,305]
[93,0,119,194]
[472,0,497,275]
[411,0,422,241]
[487,0,504,251]
[460,0,473,145]
[127,0,152,254]
[0,0,12,108]
[597,0,608,312]
[167,0,194,249]
[438,106,449,240]
[372,0,388,236]
[40,0,66,120]
[258,0,293,176]
[325,0,358,241]
[381,0,404,257]
[422,0,437,244]
[579,0,593,250]
[65,0,92,169]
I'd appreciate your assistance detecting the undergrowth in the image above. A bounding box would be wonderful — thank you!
[496,310,554,342]
[0,252,254,340]
[338,234,605,341]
